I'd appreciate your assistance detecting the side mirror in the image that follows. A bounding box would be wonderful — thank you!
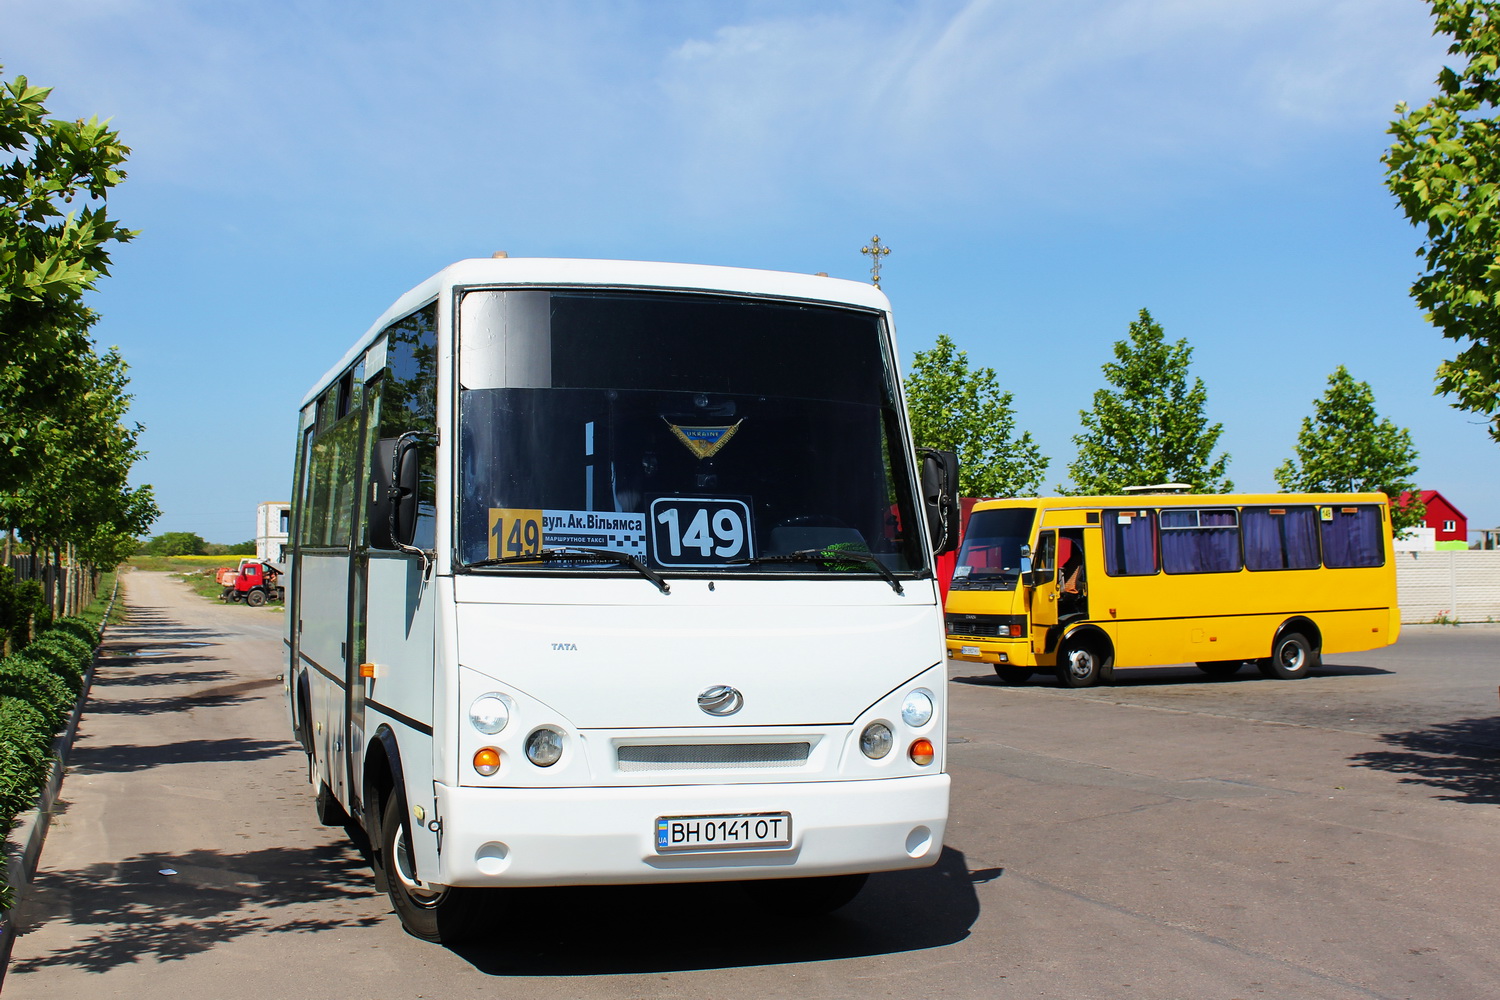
[917,448,961,555]
[368,433,432,551]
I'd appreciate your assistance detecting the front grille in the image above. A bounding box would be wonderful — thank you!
[617,742,811,772]
[946,613,1027,638]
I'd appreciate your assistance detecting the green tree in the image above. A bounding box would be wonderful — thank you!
[904,334,1049,497]
[1384,1,1500,442]
[1274,366,1424,533]
[1067,308,1233,494]
[144,532,206,557]
[0,67,135,492]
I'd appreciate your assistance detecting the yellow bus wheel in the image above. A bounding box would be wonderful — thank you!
[1259,631,1317,680]
[1056,638,1110,688]
[993,665,1034,685]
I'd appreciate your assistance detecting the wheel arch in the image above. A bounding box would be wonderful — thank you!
[1273,616,1322,654]
[364,724,419,885]
[293,670,313,755]
[1061,623,1114,659]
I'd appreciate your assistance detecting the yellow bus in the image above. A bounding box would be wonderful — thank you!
[944,492,1399,687]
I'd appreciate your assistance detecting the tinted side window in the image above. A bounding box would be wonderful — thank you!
[378,304,438,550]
[1243,506,1320,571]
[1103,509,1158,576]
[1319,504,1385,568]
[1160,508,1241,574]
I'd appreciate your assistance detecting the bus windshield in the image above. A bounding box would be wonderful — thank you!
[950,507,1036,590]
[456,289,925,575]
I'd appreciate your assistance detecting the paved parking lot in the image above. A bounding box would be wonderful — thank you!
[7,574,1498,999]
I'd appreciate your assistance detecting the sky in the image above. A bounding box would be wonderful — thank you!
[6,0,1497,542]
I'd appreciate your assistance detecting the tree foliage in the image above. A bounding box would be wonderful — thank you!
[1067,309,1233,495]
[143,532,207,557]
[904,334,1049,497]
[1274,366,1425,533]
[1385,1,1500,442]
[0,66,152,579]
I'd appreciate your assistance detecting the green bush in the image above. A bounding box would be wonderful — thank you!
[0,696,56,909]
[0,697,54,819]
[0,568,49,652]
[0,658,73,731]
[49,617,101,648]
[16,637,89,694]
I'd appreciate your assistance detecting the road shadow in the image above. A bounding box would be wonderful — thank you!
[450,846,982,975]
[69,737,299,774]
[7,842,383,975]
[82,675,282,716]
[91,669,236,688]
[953,661,1394,689]
[1347,717,1500,804]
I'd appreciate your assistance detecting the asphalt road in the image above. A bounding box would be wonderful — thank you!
[6,572,1499,999]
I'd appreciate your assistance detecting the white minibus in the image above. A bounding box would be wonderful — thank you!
[285,257,959,942]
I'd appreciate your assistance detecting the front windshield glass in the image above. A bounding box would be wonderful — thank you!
[457,289,925,577]
[950,508,1036,590]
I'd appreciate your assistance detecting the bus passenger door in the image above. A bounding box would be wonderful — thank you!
[1030,530,1060,656]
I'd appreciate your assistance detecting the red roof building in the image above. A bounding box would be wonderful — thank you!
[1397,490,1469,550]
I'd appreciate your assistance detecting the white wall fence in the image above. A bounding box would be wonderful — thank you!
[1396,550,1500,623]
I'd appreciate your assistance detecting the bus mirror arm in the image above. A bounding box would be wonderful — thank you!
[370,433,437,569]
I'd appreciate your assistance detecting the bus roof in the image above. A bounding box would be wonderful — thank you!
[301,257,893,408]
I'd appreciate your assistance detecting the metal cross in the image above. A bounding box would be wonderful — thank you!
[861,235,891,288]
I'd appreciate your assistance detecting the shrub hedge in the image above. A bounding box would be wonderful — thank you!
[0,615,101,908]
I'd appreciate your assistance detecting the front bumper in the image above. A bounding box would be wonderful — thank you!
[430,773,949,887]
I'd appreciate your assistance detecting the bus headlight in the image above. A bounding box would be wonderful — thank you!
[469,694,510,735]
[525,728,564,767]
[901,690,934,727]
[860,722,893,759]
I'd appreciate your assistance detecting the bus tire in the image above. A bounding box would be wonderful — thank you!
[993,665,1033,685]
[1259,631,1317,680]
[1196,660,1245,679]
[1055,636,1110,688]
[380,794,480,943]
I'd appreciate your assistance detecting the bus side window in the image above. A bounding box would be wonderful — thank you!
[378,304,438,550]
[1320,505,1385,568]
[1033,532,1057,577]
[1104,509,1159,576]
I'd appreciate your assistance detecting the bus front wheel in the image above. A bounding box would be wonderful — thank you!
[1259,631,1318,680]
[380,795,480,943]
[1056,637,1110,688]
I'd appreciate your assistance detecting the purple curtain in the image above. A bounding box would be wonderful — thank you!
[1104,510,1158,576]
[1244,506,1320,571]
[1320,505,1385,568]
[1159,508,1242,574]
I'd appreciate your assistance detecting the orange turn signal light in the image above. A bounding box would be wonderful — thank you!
[909,738,935,766]
[473,748,501,776]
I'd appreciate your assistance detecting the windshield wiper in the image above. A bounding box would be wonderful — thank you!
[730,548,904,595]
[466,547,670,595]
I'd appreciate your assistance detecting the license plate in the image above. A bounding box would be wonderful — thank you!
[655,812,792,853]
[961,645,981,656]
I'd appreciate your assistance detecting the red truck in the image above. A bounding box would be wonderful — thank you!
[216,559,285,607]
